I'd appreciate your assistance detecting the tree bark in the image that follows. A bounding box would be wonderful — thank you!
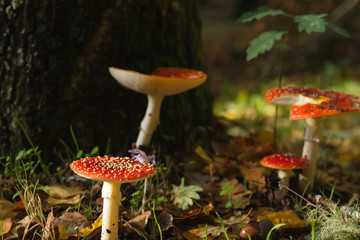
[0,0,212,162]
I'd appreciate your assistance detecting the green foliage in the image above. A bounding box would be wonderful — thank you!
[246,31,288,61]
[236,6,291,22]
[266,223,287,240]
[220,182,234,209]
[237,6,350,61]
[294,14,328,34]
[171,177,203,210]
[57,125,99,160]
[215,212,230,240]
[326,22,351,38]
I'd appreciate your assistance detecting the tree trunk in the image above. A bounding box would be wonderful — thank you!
[0,0,212,162]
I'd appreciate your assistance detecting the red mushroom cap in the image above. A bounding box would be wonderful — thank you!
[260,153,310,170]
[264,87,360,120]
[70,156,156,183]
[151,67,206,79]
[109,66,207,96]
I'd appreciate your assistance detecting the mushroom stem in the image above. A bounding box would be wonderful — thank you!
[278,169,295,192]
[136,95,164,147]
[101,182,122,240]
[300,117,323,191]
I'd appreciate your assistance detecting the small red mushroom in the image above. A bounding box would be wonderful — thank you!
[264,87,360,190]
[70,156,156,240]
[109,66,207,147]
[260,153,310,191]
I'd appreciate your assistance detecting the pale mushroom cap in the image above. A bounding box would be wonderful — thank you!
[70,156,156,183]
[264,87,360,120]
[109,66,207,96]
[260,153,310,170]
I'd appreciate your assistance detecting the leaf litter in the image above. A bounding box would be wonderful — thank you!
[2,125,360,239]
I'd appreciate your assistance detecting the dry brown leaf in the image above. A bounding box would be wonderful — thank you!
[229,131,275,164]
[42,184,86,205]
[0,199,14,219]
[48,194,84,205]
[17,216,32,228]
[183,228,215,240]
[78,213,102,237]
[42,184,85,199]
[123,210,151,235]
[55,211,91,239]
[195,224,226,238]
[0,217,12,237]
[181,204,214,218]
[218,213,250,236]
[257,209,308,229]
[238,164,266,190]
[43,210,59,240]
[232,190,253,209]
[156,211,174,232]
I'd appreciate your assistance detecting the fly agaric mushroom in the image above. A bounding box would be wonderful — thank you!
[265,87,360,190]
[70,156,156,240]
[260,153,310,191]
[109,66,207,147]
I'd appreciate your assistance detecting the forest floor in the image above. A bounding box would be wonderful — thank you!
[1,93,360,240]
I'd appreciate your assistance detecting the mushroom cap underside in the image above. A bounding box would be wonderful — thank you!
[109,67,207,96]
[70,156,156,182]
[260,153,310,170]
[264,87,360,120]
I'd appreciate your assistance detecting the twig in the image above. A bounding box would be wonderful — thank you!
[279,182,360,234]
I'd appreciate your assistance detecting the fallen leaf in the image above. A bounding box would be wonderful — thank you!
[48,194,84,205]
[78,213,102,237]
[42,185,85,199]
[55,211,91,239]
[181,204,214,218]
[12,200,25,211]
[233,190,253,209]
[257,209,308,229]
[172,178,203,210]
[43,210,59,240]
[195,224,227,238]
[0,200,14,220]
[215,210,251,236]
[42,185,85,205]
[195,146,214,164]
[157,211,174,231]
[239,164,266,190]
[183,228,215,240]
[123,211,151,236]
[0,218,12,237]
[229,132,275,164]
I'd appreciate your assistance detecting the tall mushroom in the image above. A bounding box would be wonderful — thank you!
[264,87,360,190]
[260,153,310,192]
[109,66,207,147]
[70,156,156,240]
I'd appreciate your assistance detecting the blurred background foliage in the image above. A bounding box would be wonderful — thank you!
[200,0,360,167]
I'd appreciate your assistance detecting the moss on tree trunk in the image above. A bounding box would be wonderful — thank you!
[0,0,212,162]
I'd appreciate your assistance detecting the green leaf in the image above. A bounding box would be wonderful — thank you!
[237,6,292,23]
[246,31,288,61]
[295,14,328,34]
[225,202,232,209]
[220,182,234,196]
[326,22,350,38]
[172,177,203,210]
